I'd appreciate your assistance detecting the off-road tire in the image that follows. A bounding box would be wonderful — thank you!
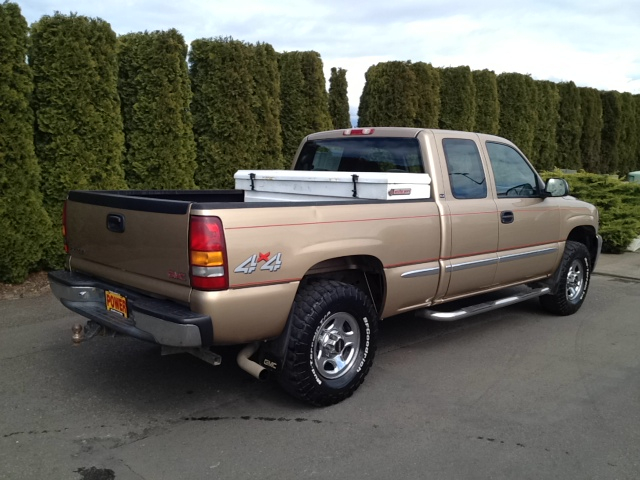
[278,279,378,406]
[539,241,591,316]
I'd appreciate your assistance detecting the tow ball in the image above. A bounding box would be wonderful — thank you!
[71,321,110,345]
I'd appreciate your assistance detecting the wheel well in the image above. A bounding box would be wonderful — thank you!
[567,226,598,266]
[301,255,386,312]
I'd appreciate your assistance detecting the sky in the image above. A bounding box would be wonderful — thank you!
[18,0,640,124]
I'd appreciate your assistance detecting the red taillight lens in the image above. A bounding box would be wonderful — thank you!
[189,216,228,291]
[62,200,68,253]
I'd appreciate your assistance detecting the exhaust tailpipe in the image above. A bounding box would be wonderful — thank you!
[237,343,268,381]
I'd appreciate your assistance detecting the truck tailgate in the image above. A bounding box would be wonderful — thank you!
[65,192,192,301]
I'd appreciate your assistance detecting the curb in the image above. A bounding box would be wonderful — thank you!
[593,271,640,282]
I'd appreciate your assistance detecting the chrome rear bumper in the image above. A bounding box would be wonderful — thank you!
[48,271,213,347]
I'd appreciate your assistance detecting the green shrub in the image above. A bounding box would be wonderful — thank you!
[328,67,351,129]
[0,1,52,283]
[118,30,197,189]
[30,13,126,266]
[542,170,640,253]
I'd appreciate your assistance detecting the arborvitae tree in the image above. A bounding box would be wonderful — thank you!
[438,66,476,131]
[497,73,537,158]
[357,64,378,127]
[190,37,258,188]
[0,2,52,282]
[328,67,351,129]
[634,95,640,171]
[530,80,559,170]
[252,43,284,169]
[30,13,126,264]
[600,90,622,173]
[412,62,440,128]
[471,69,499,135]
[357,61,418,127]
[578,87,603,172]
[299,51,333,133]
[556,81,582,170]
[118,30,197,189]
[279,51,332,160]
[279,52,308,160]
[618,92,638,174]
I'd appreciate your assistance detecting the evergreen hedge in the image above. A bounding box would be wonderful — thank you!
[439,66,476,131]
[497,72,537,158]
[471,69,499,135]
[578,87,603,173]
[190,37,259,188]
[412,62,441,128]
[600,90,621,173]
[358,61,418,127]
[618,93,638,174]
[279,51,308,160]
[30,13,126,265]
[0,2,52,283]
[279,51,332,161]
[328,67,351,129]
[556,81,582,169]
[252,43,284,169]
[530,80,559,171]
[118,30,197,189]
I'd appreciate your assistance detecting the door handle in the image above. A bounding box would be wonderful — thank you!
[501,211,514,224]
[106,213,125,233]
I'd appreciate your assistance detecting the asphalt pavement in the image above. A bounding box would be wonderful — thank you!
[0,251,638,480]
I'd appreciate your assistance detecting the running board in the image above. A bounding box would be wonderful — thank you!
[416,287,550,321]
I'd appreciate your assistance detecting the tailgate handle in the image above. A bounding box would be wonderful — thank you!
[107,214,125,233]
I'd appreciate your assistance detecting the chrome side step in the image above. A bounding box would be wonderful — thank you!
[416,287,550,321]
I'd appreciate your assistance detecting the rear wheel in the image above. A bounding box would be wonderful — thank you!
[278,279,378,406]
[540,241,591,315]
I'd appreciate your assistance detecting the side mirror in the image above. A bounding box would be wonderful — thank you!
[544,178,570,197]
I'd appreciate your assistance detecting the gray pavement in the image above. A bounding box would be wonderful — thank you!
[595,251,640,280]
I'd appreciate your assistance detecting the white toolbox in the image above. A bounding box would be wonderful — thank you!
[234,170,431,202]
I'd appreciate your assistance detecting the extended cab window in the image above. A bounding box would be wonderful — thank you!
[486,142,540,197]
[294,137,424,173]
[442,138,487,199]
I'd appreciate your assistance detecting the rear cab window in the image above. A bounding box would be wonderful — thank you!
[294,137,425,174]
[442,138,487,199]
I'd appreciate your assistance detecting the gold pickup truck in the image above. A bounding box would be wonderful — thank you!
[49,127,601,406]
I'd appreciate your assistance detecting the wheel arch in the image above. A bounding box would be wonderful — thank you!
[566,225,598,267]
[300,254,387,313]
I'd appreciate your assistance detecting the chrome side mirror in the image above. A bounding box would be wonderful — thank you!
[544,178,569,197]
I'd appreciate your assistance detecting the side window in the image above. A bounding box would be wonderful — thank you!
[442,138,487,199]
[486,142,540,197]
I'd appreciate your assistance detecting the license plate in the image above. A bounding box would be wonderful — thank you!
[105,290,128,318]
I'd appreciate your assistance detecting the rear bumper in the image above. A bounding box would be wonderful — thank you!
[48,271,213,347]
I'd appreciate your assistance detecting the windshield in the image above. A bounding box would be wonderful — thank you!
[294,137,425,173]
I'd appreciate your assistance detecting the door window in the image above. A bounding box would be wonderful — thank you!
[486,142,540,197]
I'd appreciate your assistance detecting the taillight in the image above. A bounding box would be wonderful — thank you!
[189,216,229,290]
[62,200,68,253]
[343,128,375,136]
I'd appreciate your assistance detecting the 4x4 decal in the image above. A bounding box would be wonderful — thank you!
[234,252,283,274]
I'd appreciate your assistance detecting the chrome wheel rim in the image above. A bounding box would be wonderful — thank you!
[313,312,360,380]
[566,259,584,302]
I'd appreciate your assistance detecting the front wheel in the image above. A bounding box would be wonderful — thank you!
[278,279,378,406]
[539,241,591,315]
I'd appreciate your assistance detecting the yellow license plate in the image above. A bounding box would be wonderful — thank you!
[105,290,128,318]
